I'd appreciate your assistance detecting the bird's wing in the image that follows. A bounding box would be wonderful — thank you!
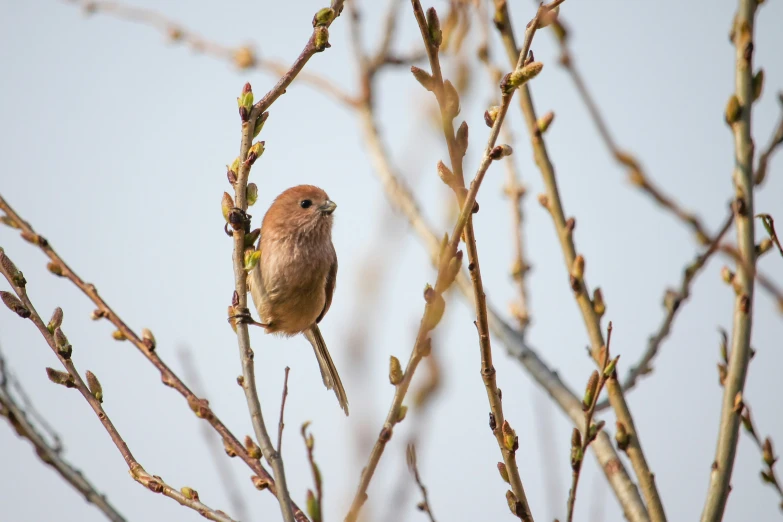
[316,255,337,324]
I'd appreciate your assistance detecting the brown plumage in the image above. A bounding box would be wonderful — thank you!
[247,185,349,415]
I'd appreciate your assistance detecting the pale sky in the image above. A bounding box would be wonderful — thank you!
[1,1,782,521]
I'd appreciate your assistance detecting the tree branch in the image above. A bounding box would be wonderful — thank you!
[492,2,666,520]
[0,346,127,522]
[0,194,308,520]
[701,1,759,519]
[0,251,235,522]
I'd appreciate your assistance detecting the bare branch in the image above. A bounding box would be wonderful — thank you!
[492,2,666,520]
[0,195,308,519]
[0,251,235,522]
[277,367,291,455]
[701,2,760,519]
[0,347,126,522]
[406,443,437,522]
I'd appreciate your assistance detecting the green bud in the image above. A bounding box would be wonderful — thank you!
[582,370,599,410]
[86,370,103,402]
[396,405,408,423]
[252,111,269,139]
[603,356,620,378]
[501,62,544,94]
[245,435,262,459]
[537,111,555,134]
[47,307,64,333]
[247,183,258,206]
[312,7,336,27]
[180,487,199,501]
[306,490,320,522]
[54,327,72,359]
[244,249,261,271]
[314,26,330,52]
[616,421,630,450]
[502,421,517,452]
[222,192,233,222]
[245,228,261,248]
[389,356,403,385]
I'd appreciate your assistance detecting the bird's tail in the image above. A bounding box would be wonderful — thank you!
[304,325,349,416]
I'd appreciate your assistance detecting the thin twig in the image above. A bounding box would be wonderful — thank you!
[227,5,347,522]
[0,346,127,522]
[0,251,235,522]
[596,210,735,411]
[348,4,648,517]
[739,406,783,506]
[277,367,291,455]
[406,443,437,522]
[178,349,250,522]
[0,194,309,519]
[344,9,521,512]
[753,95,783,186]
[566,323,615,522]
[701,2,759,519]
[545,8,782,312]
[301,422,323,522]
[492,2,666,520]
[63,0,358,107]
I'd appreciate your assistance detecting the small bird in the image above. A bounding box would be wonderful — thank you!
[247,185,349,415]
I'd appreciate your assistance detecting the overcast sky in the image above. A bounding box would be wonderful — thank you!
[1,1,782,521]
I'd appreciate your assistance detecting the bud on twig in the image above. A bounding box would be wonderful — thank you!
[245,435,262,459]
[536,111,555,134]
[501,62,544,94]
[314,26,330,51]
[484,106,500,127]
[222,192,233,222]
[86,370,103,402]
[244,249,261,271]
[592,288,606,317]
[112,330,127,341]
[54,327,72,359]
[46,367,75,388]
[725,94,741,125]
[247,183,258,206]
[443,80,460,119]
[410,66,435,92]
[246,141,265,166]
[48,307,64,333]
[437,161,456,188]
[582,370,599,410]
[47,262,65,277]
[752,69,764,101]
[389,356,403,385]
[1,291,30,319]
[497,462,510,483]
[426,7,442,48]
[456,121,468,157]
[571,428,583,471]
[180,487,199,501]
[312,7,336,27]
[252,111,269,139]
[422,291,446,332]
[501,420,517,452]
[489,145,513,160]
[616,421,630,450]
[142,328,156,351]
[245,228,261,248]
[0,250,26,287]
[396,405,408,423]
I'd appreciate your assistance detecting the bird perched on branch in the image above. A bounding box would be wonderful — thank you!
[247,184,349,415]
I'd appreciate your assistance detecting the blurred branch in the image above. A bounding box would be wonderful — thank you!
[544,9,781,313]
[754,94,783,186]
[492,2,666,521]
[595,209,735,411]
[701,1,759,519]
[301,422,324,522]
[344,0,524,511]
[739,406,783,509]
[345,1,648,518]
[0,346,126,522]
[63,0,359,107]
[177,349,250,522]
[0,195,307,518]
[0,251,235,522]
[226,4,350,522]
[277,367,291,455]
[406,443,437,522]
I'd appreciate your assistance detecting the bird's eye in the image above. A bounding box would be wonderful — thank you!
[300,199,312,209]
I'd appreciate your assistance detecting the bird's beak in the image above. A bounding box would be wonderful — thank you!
[319,200,337,215]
